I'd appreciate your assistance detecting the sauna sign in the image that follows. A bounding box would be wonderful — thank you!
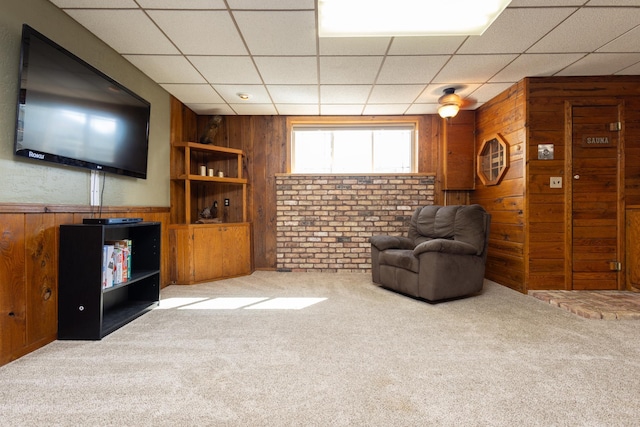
[582,136,613,147]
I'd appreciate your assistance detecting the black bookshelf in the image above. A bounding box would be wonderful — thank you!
[58,222,161,340]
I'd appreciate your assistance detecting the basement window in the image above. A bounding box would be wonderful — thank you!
[290,123,417,174]
[477,134,509,186]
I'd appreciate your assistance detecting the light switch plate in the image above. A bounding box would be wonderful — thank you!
[550,177,562,189]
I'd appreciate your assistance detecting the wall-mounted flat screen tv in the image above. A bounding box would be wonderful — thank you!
[14,24,150,179]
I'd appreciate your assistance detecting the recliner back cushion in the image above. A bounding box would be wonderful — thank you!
[409,205,458,240]
[407,205,487,255]
[453,205,487,256]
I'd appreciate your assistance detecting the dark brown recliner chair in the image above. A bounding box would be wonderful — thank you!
[369,204,491,302]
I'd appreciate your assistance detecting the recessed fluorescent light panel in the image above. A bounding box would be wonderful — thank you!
[318,0,512,37]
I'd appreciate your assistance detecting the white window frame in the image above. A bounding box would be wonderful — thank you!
[287,118,419,174]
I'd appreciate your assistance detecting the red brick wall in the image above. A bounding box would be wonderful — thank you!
[276,175,435,272]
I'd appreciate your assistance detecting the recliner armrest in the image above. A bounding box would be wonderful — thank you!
[369,235,415,251]
[413,239,478,257]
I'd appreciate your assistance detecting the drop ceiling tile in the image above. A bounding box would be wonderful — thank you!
[319,37,391,55]
[212,85,271,103]
[187,103,237,115]
[458,8,576,54]
[368,85,425,103]
[123,55,206,84]
[509,0,583,4]
[490,53,585,82]
[528,8,640,53]
[320,105,365,115]
[586,0,640,5]
[230,103,279,115]
[234,11,316,55]
[320,85,372,103]
[319,56,384,84]
[388,37,466,55]
[363,104,410,115]
[468,83,515,104]
[555,53,640,76]
[50,0,136,7]
[65,9,178,54]
[160,84,224,103]
[432,54,518,83]
[227,0,315,9]
[136,0,226,8]
[147,11,246,55]
[188,56,262,84]
[267,85,318,104]
[276,104,320,115]
[405,104,439,115]
[598,26,640,52]
[617,61,640,74]
[377,56,449,84]
[254,57,318,84]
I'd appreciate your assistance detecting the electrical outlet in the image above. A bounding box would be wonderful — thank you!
[550,177,562,189]
[224,198,230,206]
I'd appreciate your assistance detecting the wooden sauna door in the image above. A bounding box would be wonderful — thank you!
[570,103,622,290]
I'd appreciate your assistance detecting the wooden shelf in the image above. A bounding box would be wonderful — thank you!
[173,141,244,156]
[171,140,247,224]
[174,174,248,184]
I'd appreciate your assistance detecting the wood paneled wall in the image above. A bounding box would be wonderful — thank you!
[229,116,287,270]
[472,76,640,292]
[0,205,170,366]
[472,82,527,291]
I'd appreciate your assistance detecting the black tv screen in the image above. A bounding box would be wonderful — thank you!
[14,24,150,179]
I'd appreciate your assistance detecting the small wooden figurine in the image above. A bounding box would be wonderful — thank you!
[199,115,223,144]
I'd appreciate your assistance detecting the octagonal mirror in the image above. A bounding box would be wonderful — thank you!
[477,135,509,186]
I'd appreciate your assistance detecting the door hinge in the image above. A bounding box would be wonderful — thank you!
[609,122,621,131]
[609,261,622,271]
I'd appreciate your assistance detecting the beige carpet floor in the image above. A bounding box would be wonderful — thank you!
[1,271,639,426]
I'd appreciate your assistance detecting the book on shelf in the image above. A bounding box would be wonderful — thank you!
[102,245,115,289]
[103,239,132,288]
[125,239,132,279]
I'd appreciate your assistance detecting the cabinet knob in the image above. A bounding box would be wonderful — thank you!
[78,305,85,311]
[573,174,580,180]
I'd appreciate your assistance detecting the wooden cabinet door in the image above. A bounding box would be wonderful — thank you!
[221,225,251,277]
[170,224,251,284]
[192,227,223,283]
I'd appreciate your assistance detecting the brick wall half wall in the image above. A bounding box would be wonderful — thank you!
[276,175,435,272]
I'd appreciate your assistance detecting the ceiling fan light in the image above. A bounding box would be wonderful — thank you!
[438,103,460,119]
[439,92,462,106]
